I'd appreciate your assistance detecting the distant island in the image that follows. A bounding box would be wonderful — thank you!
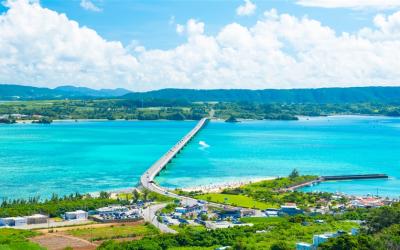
[0,84,400,123]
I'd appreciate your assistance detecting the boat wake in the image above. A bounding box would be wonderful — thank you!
[199,140,210,148]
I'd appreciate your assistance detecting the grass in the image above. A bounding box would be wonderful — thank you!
[170,225,207,234]
[0,228,44,250]
[195,193,278,210]
[66,223,159,241]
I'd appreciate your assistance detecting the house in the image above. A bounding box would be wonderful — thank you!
[217,208,241,219]
[296,242,314,250]
[264,208,279,217]
[65,210,88,220]
[175,204,203,214]
[279,203,303,216]
[25,214,48,224]
[240,209,255,217]
[350,197,385,208]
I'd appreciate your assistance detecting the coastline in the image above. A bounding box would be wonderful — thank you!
[9,114,400,124]
[169,177,276,193]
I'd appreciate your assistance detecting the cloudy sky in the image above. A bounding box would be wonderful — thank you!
[1,0,400,91]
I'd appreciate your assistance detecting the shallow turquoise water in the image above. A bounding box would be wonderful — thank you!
[0,121,194,199]
[157,116,400,198]
[1,116,400,199]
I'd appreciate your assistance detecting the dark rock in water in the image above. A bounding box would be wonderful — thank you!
[0,117,16,124]
[225,116,239,123]
[32,117,53,124]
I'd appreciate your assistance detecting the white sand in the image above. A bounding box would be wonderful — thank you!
[175,177,276,193]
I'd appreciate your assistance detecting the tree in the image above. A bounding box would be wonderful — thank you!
[366,206,400,233]
[132,189,140,203]
[99,191,110,199]
[289,169,299,179]
[271,241,291,250]
[318,234,379,250]
[142,189,150,201]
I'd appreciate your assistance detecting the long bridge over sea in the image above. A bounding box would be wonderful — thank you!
[140,117,389,205]
[140,118,209,205]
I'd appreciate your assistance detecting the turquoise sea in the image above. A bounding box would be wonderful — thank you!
[1,116,400,199]
[157,116,400,198]
[0,120,195,199]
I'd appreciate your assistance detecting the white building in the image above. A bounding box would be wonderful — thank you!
[205,221,253,229]
[65,210,88,220]
[0,217,27,227]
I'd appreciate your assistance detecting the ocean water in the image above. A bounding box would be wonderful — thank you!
[0,120,195,199]
[1,116,400,200]
[156,116,400,198]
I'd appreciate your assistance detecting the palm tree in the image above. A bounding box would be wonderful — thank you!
[142,189,150,201]
[132,189,140,203]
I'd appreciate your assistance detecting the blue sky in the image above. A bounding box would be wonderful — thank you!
[1,0,400,90]
[6,0,390,49]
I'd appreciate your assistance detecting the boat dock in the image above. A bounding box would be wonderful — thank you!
[321,174,388,181]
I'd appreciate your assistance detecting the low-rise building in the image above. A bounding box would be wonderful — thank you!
[65,210,88,221]
[205,221,253,229]
[279,203,303,216]
[0,217,27,227]
[25,214,48,225]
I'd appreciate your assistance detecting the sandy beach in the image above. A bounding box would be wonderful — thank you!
[173,177,277,193]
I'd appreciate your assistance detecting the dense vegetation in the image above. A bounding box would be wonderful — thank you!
[0,192,127,218]
[98,214,358,249]
[3,84,400,103]
[0,99,209,121]
[319,204,400,250]
[123,87,400,104]
[1,99,400,123]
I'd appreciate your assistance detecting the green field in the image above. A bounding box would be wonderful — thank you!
[67,223,159,241]
[195,193,278,209]
[0,228,44,250]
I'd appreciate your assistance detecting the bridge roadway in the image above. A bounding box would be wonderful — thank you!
[140,118,209,206]
[140,118,247,210]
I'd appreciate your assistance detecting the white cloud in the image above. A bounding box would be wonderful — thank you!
[175,19,204,37]
[296,0,400,9]
[2,0,400,90]
[236,0,256,16]
[80,0,102,12]
[176,24,184,34]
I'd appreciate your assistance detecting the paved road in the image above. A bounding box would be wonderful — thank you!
[142,203,177,234]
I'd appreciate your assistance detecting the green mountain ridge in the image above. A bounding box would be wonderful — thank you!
[124,86,400,103]
[1,84,400,103]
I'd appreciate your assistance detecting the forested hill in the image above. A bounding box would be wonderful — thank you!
[0,84,131,100]
[1,84,400,103]
[124,87,400,103]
